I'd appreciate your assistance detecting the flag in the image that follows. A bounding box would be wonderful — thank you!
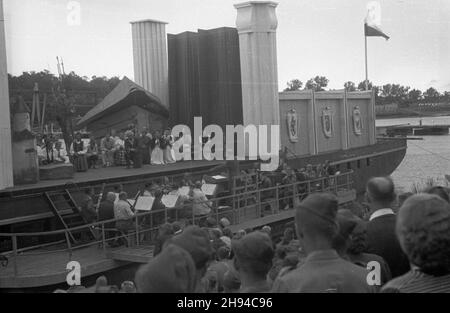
[365,23,390,40]
[365,1,389,40]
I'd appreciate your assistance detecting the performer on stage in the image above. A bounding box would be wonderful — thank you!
[151,130,165,165]
[86,136,100,169]
[114,132,127,166]
[124,130,139,169]
[162,128,176,164]
[53,141,69,164]
[140,127,152,165]
[70,132,88,172]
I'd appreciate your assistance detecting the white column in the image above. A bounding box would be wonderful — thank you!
[235,1,280,126]
[0,0,13,190]
[131,19,169,107]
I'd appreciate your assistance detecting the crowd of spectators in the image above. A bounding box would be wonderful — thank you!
[58,176,450,293]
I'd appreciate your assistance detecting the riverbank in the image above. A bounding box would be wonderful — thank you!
[376,112,450,120]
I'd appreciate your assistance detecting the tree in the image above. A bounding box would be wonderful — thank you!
[423,87,440,102]
[407,89,422,103]
[344,81,356,92]
[305,76,329,91]
[284,79,303,91]
[357,80,373,91]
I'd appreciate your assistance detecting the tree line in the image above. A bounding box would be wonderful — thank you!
[8,70,121,149]
[284,76,450,106]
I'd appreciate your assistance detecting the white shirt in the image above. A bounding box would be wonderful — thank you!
[369,208,395,221]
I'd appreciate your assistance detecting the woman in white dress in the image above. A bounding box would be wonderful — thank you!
[162,129,176,164]
[151,130,165,165]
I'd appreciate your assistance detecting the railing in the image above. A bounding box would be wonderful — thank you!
[0,171,354,277]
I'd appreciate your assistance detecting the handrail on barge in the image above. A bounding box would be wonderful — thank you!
[0,171,354,277]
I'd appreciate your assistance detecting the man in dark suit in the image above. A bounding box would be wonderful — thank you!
[365,177,410,278]
[272,193,376,293]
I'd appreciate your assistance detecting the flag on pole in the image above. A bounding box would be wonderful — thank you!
[365,1,390,40]
[365,23,389,40]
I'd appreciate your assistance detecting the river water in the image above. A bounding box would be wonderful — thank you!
[376,116,450,193]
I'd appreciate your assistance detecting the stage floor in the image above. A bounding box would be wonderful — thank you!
[1,160,226,196]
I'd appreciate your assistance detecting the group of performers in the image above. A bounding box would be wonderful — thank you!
[37,125,177,172]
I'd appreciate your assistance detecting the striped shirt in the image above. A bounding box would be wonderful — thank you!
[382,269,450,293]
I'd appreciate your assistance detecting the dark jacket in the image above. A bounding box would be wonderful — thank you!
[366,214,410,278]
[98,200,115,228]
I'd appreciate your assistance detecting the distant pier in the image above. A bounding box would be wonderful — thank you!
[377,124,450,136]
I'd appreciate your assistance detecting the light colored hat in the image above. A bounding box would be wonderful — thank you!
[125,130,134,138]
[220,236,232,249]
[220,217,231,228]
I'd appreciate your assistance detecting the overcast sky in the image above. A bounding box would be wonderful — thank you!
[3,0,450,91]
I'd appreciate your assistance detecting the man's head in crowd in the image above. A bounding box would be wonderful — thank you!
[166,226,213,288]
[295,193,339,255]
[281,227,294,244]
[232,231,274,285]
[365,177,396,212]
[106,192,116,203]
[396,194,450,276]
[135,244,197,293]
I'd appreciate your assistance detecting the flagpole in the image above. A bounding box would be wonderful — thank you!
[364,33,369,91]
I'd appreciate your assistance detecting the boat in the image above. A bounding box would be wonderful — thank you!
[0,2,408,292]
[377,124,450,136]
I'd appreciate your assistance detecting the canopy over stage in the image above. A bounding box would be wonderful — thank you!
[76,77,169,138]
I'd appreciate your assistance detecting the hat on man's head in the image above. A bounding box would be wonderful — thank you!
[168,226,213,270]
[296,193,339,239]
[135,244,197,293]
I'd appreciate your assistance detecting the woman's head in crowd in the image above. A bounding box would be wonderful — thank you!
[397,193,450,276]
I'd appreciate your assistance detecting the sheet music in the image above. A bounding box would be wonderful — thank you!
[134,196,155,211]
[202,184,217,196]
[161,194,179,208]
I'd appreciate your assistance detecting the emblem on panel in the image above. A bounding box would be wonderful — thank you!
[287,109,299,143]
[352,106,363,136]
[321,107,333,138]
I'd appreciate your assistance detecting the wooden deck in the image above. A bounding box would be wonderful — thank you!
[0,245,128,289]
[106,245,155,263]
[1,160,226,196]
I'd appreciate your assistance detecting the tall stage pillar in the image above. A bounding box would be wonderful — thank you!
[131,19,169,107]
[0,0,13,190]
[234,1,280,127]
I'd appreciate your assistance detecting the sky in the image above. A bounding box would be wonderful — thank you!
[3,0,450,92]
